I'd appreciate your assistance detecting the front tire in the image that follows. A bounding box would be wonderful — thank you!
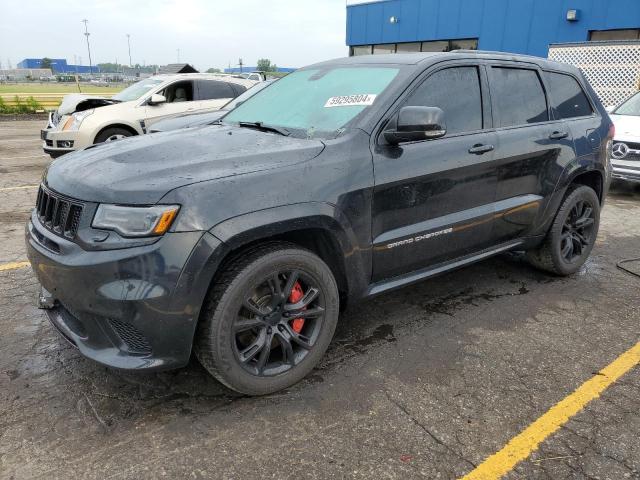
[94,127,133,144]
[195,243,339,395]
[527,185,600,275]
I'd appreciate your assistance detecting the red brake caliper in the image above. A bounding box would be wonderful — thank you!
[288,281,305,334]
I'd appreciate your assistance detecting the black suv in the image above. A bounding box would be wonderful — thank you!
[26,52,613,395]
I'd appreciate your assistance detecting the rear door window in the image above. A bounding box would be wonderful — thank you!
[197,80,236,100]
[544,72,593,119]
[491,67,548,127]
[404,66,483,135]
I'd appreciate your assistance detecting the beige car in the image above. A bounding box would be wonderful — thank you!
[41,74,256,157]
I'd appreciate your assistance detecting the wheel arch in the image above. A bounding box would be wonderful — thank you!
[534,163,605,237]
[93,123,140,144]
[208,203,371,308]
[568,169,604,203]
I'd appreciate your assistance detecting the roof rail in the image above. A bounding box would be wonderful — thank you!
[452,49,544,60]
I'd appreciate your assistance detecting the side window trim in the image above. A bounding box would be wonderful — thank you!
[185,80,195,102]
[542,69,597,120]
[376,61,489,144]
[478,63,493,131]
[487,63,552,131]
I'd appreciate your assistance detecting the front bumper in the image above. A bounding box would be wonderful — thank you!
[26,212,228,371]
[41,121,90,157]
[611,158,640,183]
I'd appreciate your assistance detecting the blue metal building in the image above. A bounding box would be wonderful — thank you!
[17,58,97,74]
[346,0,640,57]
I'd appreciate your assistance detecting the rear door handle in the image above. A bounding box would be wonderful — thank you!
[468,144,494,155]
[549,131,569,140]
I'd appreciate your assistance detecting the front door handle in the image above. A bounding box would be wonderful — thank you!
[468,144,494,155]
[549,131,569,140]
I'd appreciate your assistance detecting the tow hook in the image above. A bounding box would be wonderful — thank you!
[38,287,55,310]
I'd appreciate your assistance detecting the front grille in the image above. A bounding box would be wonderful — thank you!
[108,318,152,355]
[35,186,84,240]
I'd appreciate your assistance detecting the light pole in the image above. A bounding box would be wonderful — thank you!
[82,19,93,75]
[126,34,132,67]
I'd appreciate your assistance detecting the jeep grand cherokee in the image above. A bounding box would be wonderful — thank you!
[26,51,612,395]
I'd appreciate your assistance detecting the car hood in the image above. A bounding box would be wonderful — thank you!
[44,124,325,204]
[149,110,226,133]
[57,94,121,115]
[610,114,640,142]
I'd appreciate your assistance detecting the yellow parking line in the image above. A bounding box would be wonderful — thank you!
[0,185,39,192]
[0,261,30,272]
[461,340,640,480]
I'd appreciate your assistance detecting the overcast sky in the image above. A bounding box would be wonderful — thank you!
[0,0,350,70]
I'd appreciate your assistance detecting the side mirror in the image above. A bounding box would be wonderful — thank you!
[148,93,166,106]
[384,106,447,145]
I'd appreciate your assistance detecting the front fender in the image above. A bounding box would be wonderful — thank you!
[209,202,371,300]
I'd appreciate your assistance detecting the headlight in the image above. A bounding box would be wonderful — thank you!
[92,204,180,237]
[62,109,94,131]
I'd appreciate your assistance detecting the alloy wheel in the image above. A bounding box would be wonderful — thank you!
[105,134,127,142]
[560,199,596,262]
[233,270,325,377]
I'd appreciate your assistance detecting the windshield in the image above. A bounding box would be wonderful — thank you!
[224,67,400,138]
[614,91,640,116]
[113,77,165,102]
[222,81,274,111]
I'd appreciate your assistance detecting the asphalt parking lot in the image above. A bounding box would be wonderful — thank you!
[1,119,639,479]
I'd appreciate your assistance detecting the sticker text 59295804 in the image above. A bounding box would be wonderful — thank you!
[324,94,377,108]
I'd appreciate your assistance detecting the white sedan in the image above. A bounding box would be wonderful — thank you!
[609,92,640,183]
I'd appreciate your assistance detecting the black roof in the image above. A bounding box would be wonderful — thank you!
[159,63,199,74]
[306,50,573,72]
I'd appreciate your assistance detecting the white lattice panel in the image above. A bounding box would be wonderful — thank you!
[549,43,640,107]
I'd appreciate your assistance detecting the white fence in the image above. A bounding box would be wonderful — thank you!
[548,41,640,107]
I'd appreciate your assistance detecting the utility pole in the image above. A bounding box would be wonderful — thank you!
[82,19,93,75]
[126,34,132,67]
[238,58,243,73]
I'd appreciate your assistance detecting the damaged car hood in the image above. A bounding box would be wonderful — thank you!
[57,94,121,115]
[44,124,325,204]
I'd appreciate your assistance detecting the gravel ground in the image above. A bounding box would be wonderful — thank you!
[1,120,639,479]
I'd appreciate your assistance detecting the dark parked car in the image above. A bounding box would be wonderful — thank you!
[148,79,276,133]
[27,52,612,395]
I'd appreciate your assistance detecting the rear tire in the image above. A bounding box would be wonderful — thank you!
[526,185,600,276]
[195,243,339,395]
[94,127,133,144]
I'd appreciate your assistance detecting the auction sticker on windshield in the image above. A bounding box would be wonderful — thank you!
[324,94,377,108]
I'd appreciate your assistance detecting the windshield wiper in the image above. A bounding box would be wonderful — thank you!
[237,121,290,136]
